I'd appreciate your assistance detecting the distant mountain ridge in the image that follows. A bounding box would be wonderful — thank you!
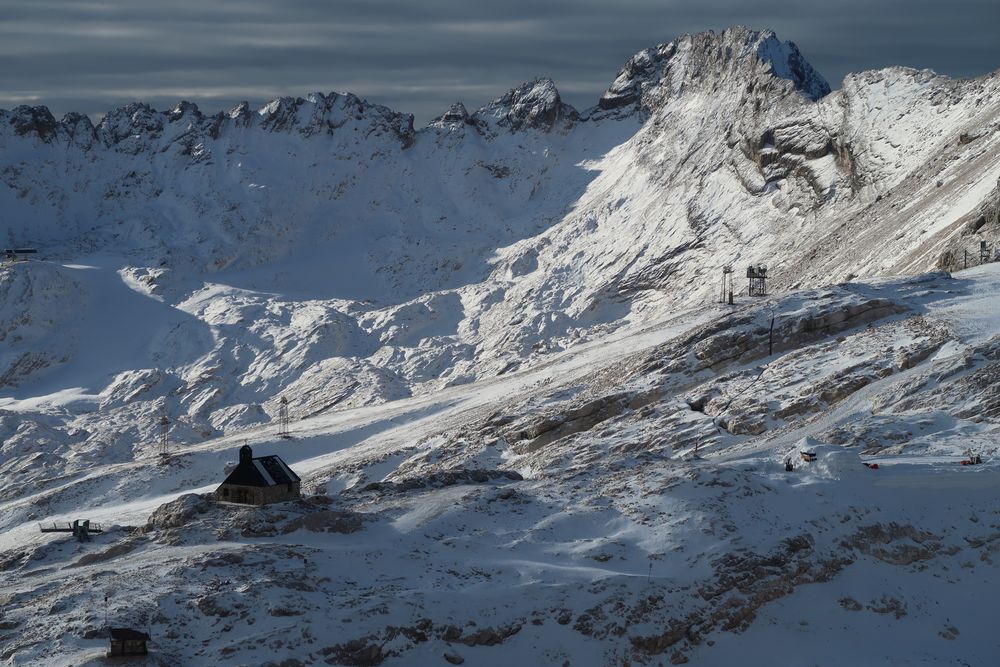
[1,28,827,143]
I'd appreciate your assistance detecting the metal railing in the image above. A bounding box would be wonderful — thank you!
[38,521,104,533]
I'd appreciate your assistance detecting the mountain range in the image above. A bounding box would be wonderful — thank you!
[2,26,1000,666]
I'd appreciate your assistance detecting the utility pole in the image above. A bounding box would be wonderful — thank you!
[720,266,734,305]
[158,414,170,457]
[278,396,290,439]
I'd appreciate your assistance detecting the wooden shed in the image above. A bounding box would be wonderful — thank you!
[215,444,300,506]
[108,627,149,656]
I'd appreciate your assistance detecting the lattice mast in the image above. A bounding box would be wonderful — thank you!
[747,265,768,297]
[158,413,170,457]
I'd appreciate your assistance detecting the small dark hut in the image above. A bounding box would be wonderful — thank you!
[108,628,149,656]
[215,444,300,506]
[2,248,37,262]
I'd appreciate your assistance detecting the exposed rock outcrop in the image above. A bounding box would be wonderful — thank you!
[473,77,579,133]
[145,493,211,531]
[596,27,830,119]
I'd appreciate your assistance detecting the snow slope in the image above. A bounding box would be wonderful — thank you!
[2,266,1000,666]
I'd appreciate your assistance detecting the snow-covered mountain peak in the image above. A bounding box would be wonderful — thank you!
[2,104,61,142]
[753,29,831,100]
[596,27,830,118]
[471,76,579,134]
[166,100,204,124]
[429,101,472,129]
[227,100,252,120]
[95,101,167,149]
[56,111,96,145]
[253,91,415,144]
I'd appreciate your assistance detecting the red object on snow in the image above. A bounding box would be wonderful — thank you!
[864,462,879,470]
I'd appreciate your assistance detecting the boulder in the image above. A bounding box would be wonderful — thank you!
[145,493,211,531]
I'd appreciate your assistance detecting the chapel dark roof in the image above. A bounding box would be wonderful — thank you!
[109,628,150,641]
[219,446,300,488]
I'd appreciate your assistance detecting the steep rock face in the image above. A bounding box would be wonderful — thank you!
[4,105,61,142]
[96,102,166,150]
[430,102,473,129]
[781,68,1000,285]
[595,27,830,118]
[473,77,579,134]
[756,31,830,100]
[226,100,254,127]
[55,112,97,147]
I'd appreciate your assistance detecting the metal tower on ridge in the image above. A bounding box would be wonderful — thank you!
[158,413,170,457]
[747,265,767,297]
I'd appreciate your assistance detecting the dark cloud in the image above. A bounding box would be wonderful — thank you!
[1,0,998,125]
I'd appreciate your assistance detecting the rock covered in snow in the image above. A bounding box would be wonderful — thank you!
[145,493,211,531]
[595,27,830,118]
[3,105,60,142]
[472,77,579,133]
[430,102,473,129]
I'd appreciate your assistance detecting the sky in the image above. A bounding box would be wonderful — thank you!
[1,0,999,126]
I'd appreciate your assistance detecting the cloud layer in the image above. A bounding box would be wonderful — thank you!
[2,0,998,125]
